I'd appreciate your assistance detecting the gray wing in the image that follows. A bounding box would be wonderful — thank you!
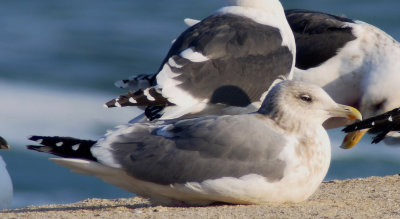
[159,13,293,106]
[98,115,287,185]
[285,9,356,70]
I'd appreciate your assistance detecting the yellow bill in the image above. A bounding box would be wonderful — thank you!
[333,105,365,149]
[340,129,368,149]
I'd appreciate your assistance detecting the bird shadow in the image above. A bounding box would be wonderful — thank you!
[0,200,233,214]
[1,202,150,214]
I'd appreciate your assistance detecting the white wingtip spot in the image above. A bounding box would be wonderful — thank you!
[72,144,80,151]
[180,48,209,62]
[36,139,43,144]
[144,89,156,101]
[371,121,375,126]
[104,104,109,108]
[129,97,137,103]
[56,142,63,147]
[115,102,122,108]
[388,116,393,122]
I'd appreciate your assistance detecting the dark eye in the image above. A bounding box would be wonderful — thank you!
[300,94,312,102]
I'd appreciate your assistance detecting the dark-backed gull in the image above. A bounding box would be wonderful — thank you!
[27,81,361,205]
[106,0,296,121]
[286,9,400,122]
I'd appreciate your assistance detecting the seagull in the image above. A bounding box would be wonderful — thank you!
[0,137,13,210]
[106,0,296,121]
[286,9,400,125]
[342,107,400,146]
[27,81,361,205]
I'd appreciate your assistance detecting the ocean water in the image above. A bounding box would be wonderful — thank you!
[1,0,400,209]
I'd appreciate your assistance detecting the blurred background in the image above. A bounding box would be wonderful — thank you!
[1,0,400,209]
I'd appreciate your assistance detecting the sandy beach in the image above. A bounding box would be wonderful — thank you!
[1,175,400,218]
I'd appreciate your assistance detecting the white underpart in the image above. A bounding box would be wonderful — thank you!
[0,156,13,210]
[180,48,209,62]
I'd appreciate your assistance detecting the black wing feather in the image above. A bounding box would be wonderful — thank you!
[285,9,356,70]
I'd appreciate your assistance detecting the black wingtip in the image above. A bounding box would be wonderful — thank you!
[342,125,355,133]
[27,135,97,161]
[104,99,119,108]
[371,132,389,144]
[28,135,42,142]
[105,92,138,108]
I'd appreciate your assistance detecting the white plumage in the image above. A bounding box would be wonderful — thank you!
[0,137,12,210]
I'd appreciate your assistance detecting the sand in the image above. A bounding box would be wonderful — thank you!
[1,175,400,218]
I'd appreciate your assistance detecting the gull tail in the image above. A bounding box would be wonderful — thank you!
[27,136,97,161]
[105,88,173,108]
[114,73,157,90]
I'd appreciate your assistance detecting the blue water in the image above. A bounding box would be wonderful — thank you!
[1,0,400,209]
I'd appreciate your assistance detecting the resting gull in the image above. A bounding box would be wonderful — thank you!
[342,107,400,146]
[27,81,361,205]
[106,0,296,121]
[0,136,12,210]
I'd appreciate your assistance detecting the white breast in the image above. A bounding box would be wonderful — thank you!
[0,156,13,209]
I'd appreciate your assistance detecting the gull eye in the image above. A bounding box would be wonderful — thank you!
[300,94,313,102]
